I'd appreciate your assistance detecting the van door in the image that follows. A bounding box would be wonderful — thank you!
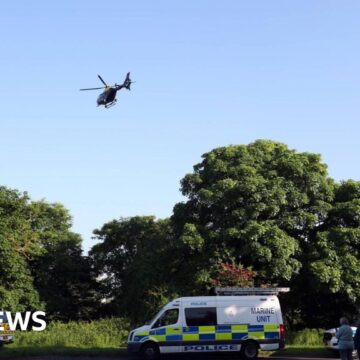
[182,306,219,353]
[150,308,182,353]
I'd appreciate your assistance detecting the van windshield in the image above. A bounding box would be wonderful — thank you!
[145,309,162,325]
[0,312,8,323]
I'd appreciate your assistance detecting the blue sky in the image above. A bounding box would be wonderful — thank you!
[1,1,359,252]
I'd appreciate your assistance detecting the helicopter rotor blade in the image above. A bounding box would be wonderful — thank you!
[97,75,108,86]
[80,87,105,91]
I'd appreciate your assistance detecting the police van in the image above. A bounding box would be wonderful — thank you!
[127,287,288,360]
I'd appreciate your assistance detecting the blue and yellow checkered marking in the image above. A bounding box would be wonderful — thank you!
[217,325,231,332]
[265,332,280,339]
[183,326,198,333]
[134,324,280,342]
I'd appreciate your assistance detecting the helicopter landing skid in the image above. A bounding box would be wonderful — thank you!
[105,99,117,108]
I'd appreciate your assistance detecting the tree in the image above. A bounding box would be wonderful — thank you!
[90,216,177,323]
[172,141,333,288]
[89,140,359,328]
[0,187,42,311]
[289,180,360,328]
[29,201,100,321]
[0,186,99,320]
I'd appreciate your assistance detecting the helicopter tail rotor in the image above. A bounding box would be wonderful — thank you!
[123,72,135,90]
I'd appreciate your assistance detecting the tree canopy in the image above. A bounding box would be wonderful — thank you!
[1,140,359,329]
[0,187,98,320]
[0,187,42,311]
[90,140,360,328]
[90,216,178,323]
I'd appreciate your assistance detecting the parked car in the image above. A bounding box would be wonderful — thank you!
[0,312,15,347]
[323,326,357,355]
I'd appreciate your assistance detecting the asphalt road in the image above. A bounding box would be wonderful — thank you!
[16,356,337,360]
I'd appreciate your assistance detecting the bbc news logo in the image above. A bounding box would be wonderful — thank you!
[0,311,46,331]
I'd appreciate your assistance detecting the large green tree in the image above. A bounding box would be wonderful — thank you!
[29,201,100,321]
[172,140,334,293]
[90,216,177,323]
[0,186,98,320]
[89,140,360,328]
[0,187,42,311]
[289,180,360,328]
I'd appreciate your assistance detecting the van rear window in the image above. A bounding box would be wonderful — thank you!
[185,307,217,326]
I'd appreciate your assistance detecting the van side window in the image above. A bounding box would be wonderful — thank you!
[152,309,179,328]
[185,307,217,326]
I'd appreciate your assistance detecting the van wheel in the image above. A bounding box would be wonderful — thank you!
[241,341,258,360]
[141,342,159,360]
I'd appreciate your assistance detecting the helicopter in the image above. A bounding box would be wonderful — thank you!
[80,72,134,108]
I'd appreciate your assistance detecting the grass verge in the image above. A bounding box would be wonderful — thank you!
[0,324,335,358]
[0,347,127,358]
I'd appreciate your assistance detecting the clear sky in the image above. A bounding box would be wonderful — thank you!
[1,1,359,252]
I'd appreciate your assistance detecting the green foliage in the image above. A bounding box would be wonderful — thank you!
[0,187,42,312]
[29,201,100,321]
[89,140,360,328]
[311,180,360,299]
[287,179,360,328]
[286,328,324,347]
[90,216,178,323]
[0,186,99,320]
[6,318,130,349]
[2,139,360,331]
[180,223,204,251]
[172,140,334,293]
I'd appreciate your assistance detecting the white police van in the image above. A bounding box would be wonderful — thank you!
[127,288,288,360]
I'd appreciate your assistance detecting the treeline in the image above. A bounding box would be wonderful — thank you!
[1,140,359,329]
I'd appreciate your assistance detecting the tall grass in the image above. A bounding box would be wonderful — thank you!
[8,322,325,349]
[286,328,324,347]
[2,321,327,357]
[6,318,130,349]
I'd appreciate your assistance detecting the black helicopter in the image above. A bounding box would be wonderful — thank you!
[80,72,133,108]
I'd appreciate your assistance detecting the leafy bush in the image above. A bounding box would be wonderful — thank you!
[286,328,324,347]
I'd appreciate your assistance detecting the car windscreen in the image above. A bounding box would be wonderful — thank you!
[0,312,8,323]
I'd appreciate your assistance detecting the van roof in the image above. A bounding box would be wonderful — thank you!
[215,287,289,295]
[170,295,279,303]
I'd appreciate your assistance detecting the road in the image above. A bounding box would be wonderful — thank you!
[16,356,337,360]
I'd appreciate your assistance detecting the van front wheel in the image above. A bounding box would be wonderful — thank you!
[241,341,258,360]
[141,342,159,360]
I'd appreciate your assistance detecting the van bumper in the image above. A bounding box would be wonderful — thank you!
[127,342,142,353]
[0,338,14,345]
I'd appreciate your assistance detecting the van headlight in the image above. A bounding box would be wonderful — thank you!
[128,330,135,342]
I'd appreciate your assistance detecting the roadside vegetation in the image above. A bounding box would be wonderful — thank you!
[286,329,325,347]
[0,321,330,357]
[1,140,360,354]
[0,318,129,357]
